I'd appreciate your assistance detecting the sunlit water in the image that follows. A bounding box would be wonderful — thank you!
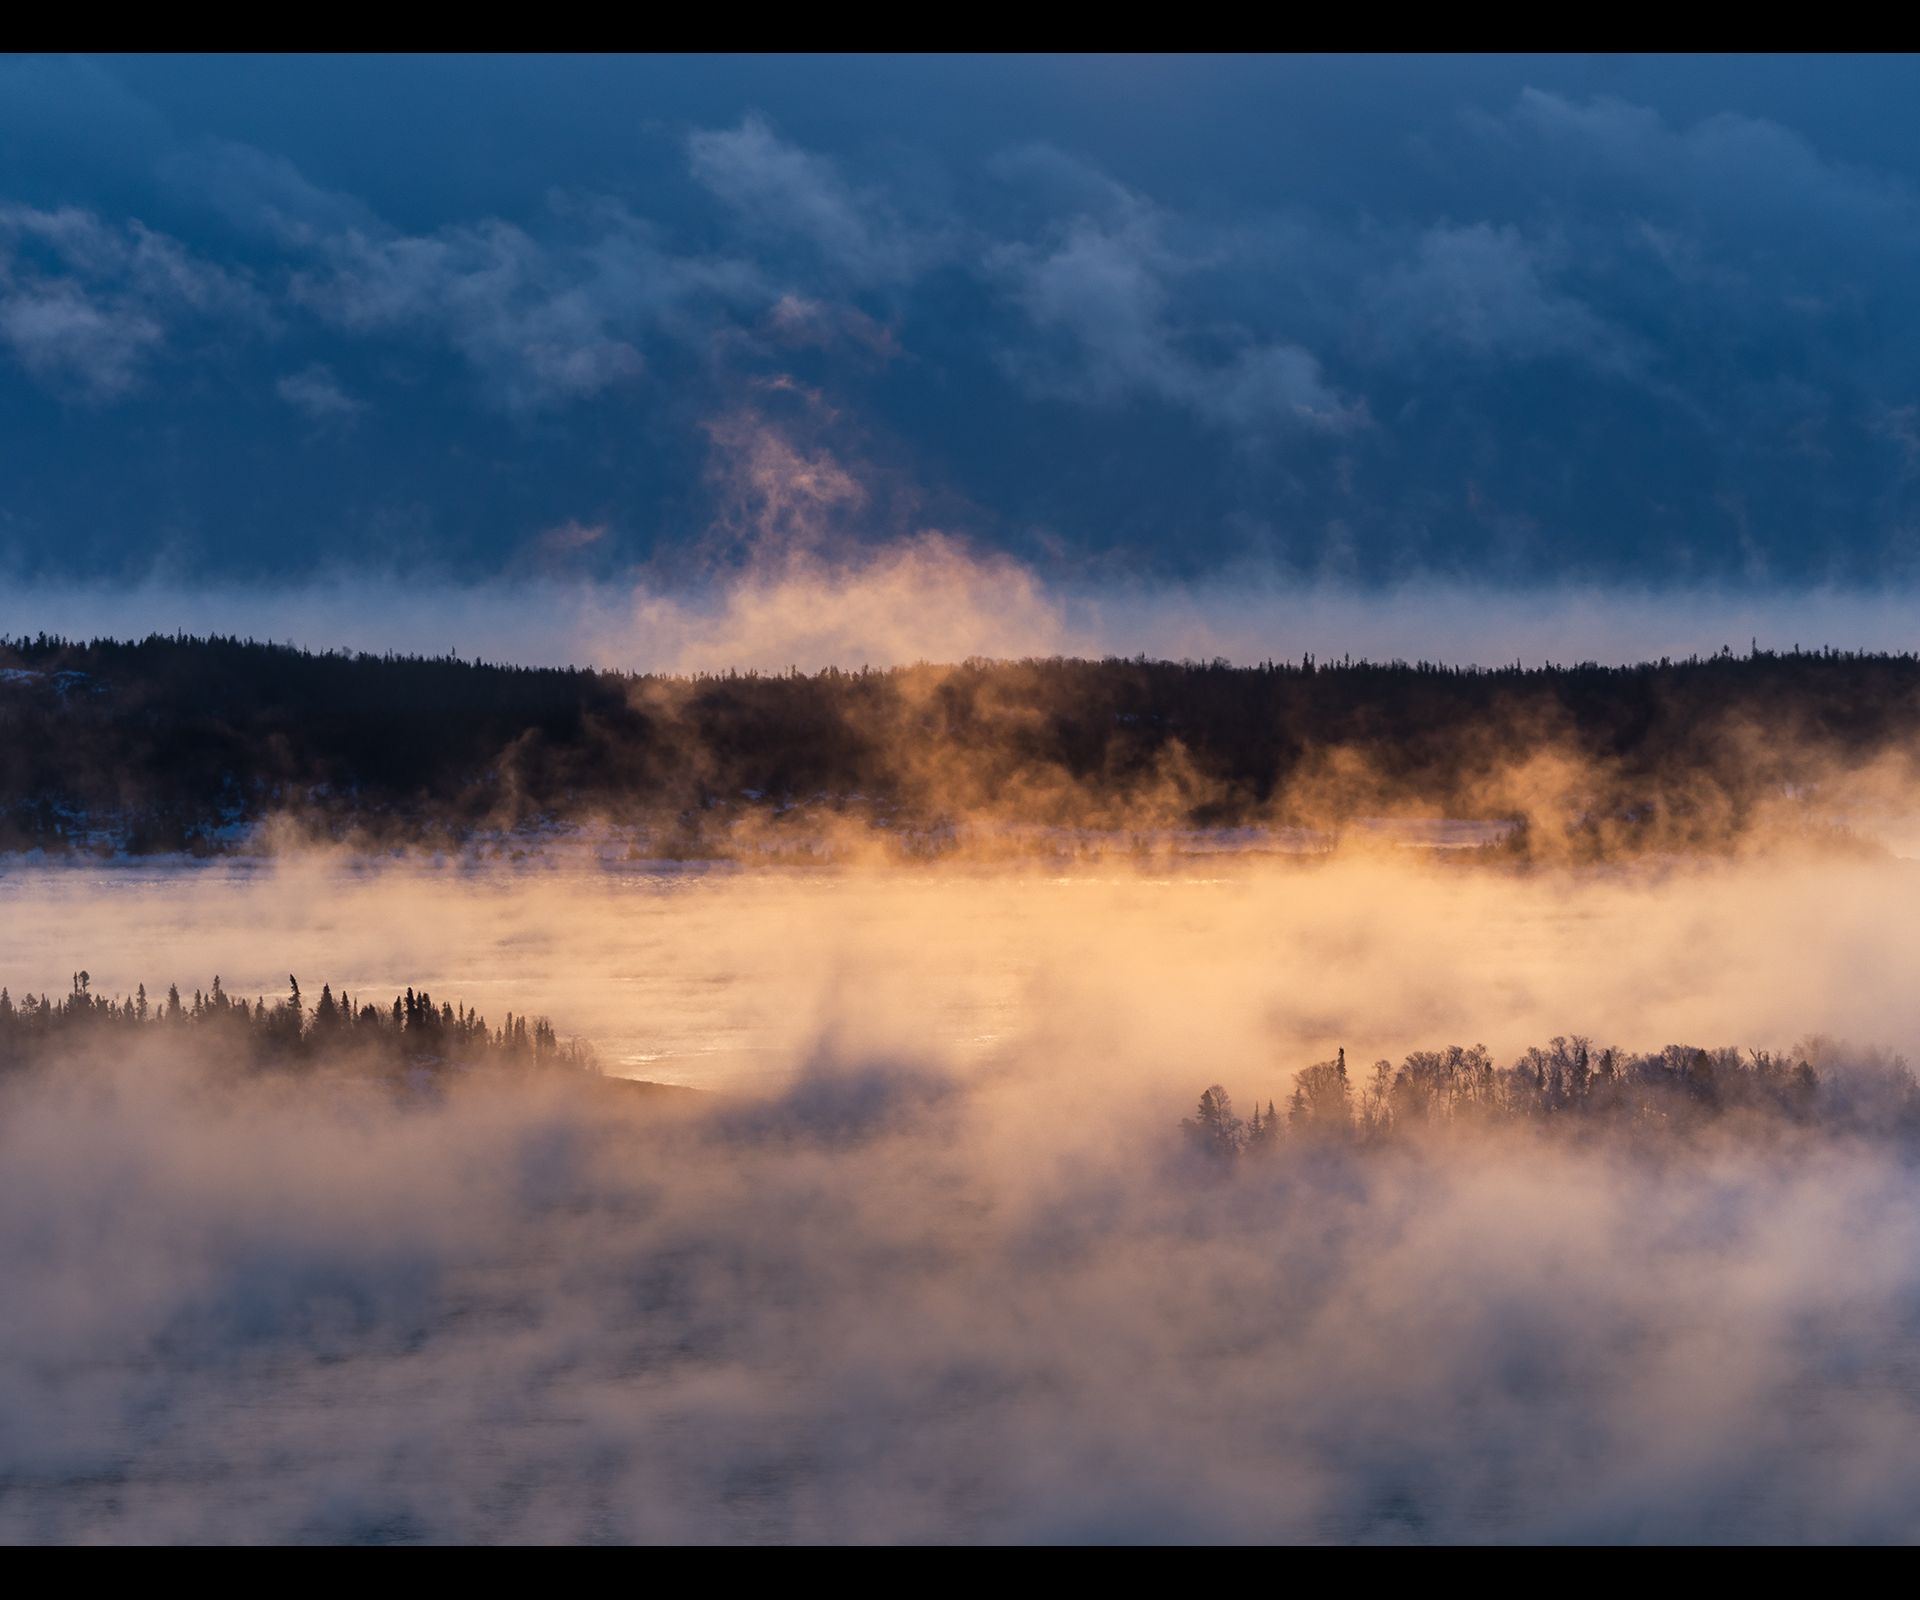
[3,841,1920,1095]
[8,844,1920,1540]
[2,853,1041,1091]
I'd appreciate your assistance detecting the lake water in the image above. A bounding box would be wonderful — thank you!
[3,843,1918,1097]
[7,844,1920,1541]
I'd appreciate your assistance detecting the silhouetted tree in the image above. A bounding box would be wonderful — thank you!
[1185,1085,1246,1163]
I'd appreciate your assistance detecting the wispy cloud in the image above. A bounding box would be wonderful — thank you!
[0,204,263,399]
[275,362,363,422]
[1363,221,1643,374]
[688,112,937,287]
[987,154,1364,437]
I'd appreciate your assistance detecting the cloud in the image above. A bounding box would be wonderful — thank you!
[760,294,899,362]
[143,130,783,413]
[275,362,363,422]
[161,137,385,248]
[688,113,933,286]
[0,282,162,400]
[1507,88,1920,249]
[288,202,766,411]
[699,401,872,552]
[7,64,1920,583]
[987,163,1364,437]
[1364,222,1641,373]
[536,518,608,555]
[0,204,263,399]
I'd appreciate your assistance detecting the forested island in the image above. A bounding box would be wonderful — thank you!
[0,969,597,1075]
[5,632,1919,859]
[1186,1036,1920,1155]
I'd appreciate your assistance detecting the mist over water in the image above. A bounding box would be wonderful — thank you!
[21,49,1920,1545]
[9,570,1920,672]
[9,848,1920,1092]
[9,339,1920,1535]
[7,849,1920,1541]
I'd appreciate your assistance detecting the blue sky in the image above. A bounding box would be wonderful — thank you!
[6,53,1920,588]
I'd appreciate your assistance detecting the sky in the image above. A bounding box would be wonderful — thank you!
[6,53,1920,594]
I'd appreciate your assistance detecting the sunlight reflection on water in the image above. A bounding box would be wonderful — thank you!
[3,833,1917,1099]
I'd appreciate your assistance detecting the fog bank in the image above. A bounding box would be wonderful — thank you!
[9,850,1920,1540]
[6,1036,1920,1542]
[9,568,1920,673]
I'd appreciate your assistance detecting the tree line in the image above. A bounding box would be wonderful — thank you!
[0,969,596,1075]
[1186,1036,1920,1157]
[4,633,1920,855]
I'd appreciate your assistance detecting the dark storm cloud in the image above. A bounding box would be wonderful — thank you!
[4,54,1920,586]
